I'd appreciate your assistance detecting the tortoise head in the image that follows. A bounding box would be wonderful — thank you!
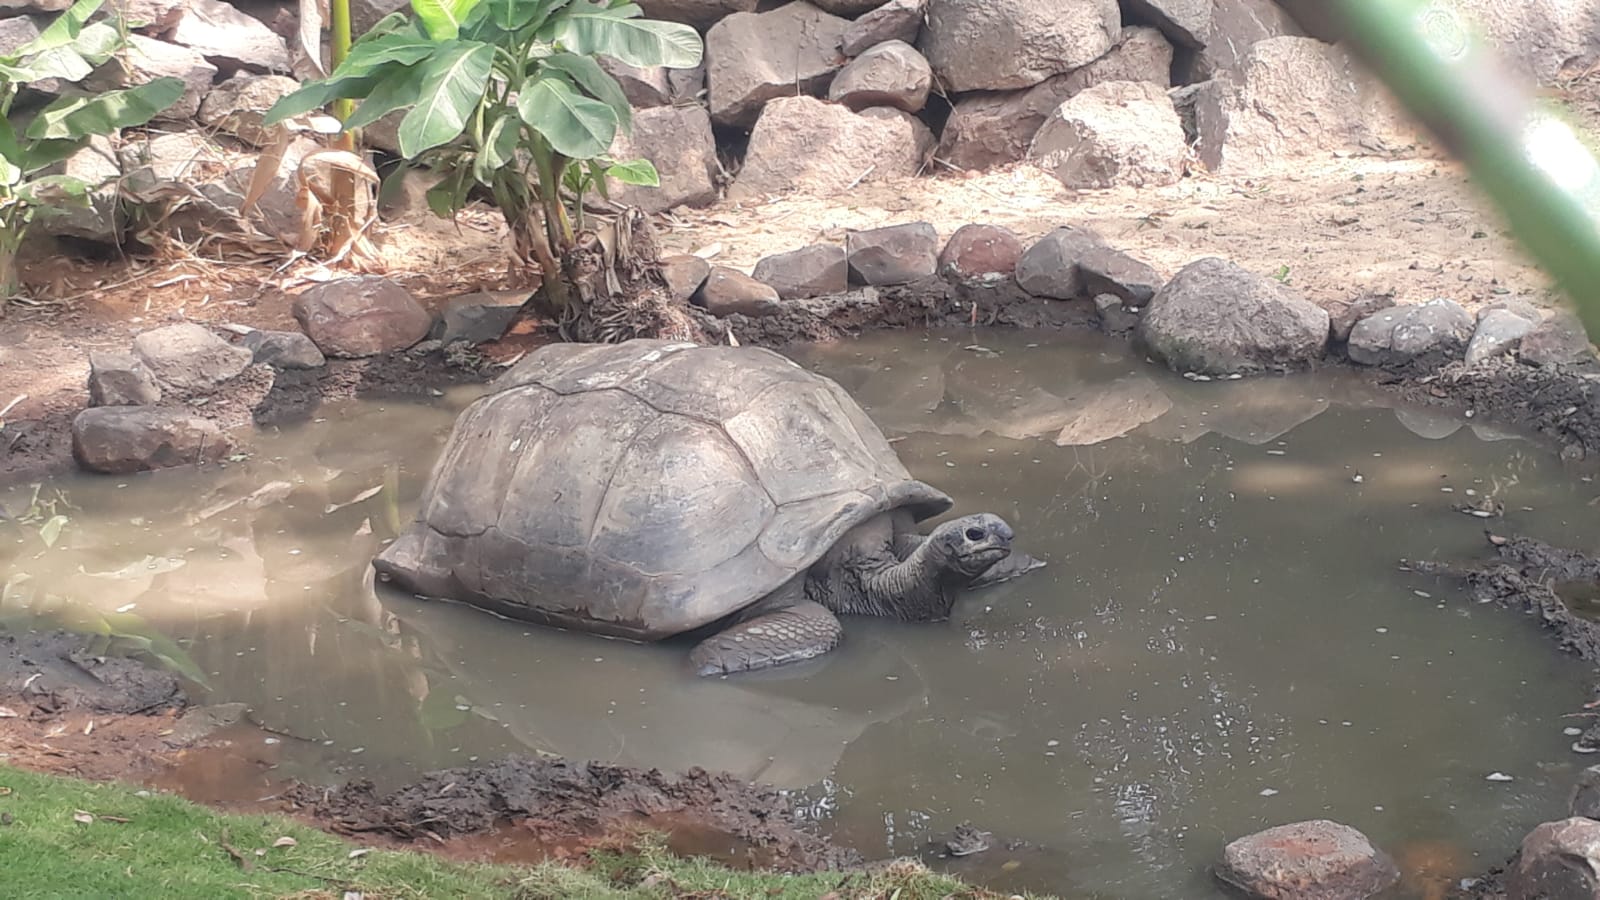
[928,513,1014,580]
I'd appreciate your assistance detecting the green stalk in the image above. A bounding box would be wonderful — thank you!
[330,0,354,124]
[1274,0,1600,339]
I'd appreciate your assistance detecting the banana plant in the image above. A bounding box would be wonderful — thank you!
[263,0,701,339]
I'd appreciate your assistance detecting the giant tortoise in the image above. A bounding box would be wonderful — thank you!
[374,339,1044,676]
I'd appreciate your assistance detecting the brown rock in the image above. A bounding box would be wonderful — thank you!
[1216,820,1400,900]
[1014,226,1110,299]
[828,40,931,113]
[131,323,253,393]
[1320,292,1396,343]
[938,224,1023,284]
[350,0,409,35]
[810,0,881,14]
[0,0,67,11]
[694,267,783,317]
[1121,0,1209,47]
[919,0,1120,92]
[1347,298,1473,369]
[706,3,850,128]
[1507,818,1600,900]
[292,276,433,358]
[660,255,712,303]
[72,407,231,474]
[240,330,326,369]
[433,291,525,345]
[846,222,938,286]
[33,135,121,243]
[1094,293,1139,333]
[598,54,671,108]
[105,0,185,30]
[842,0,925,56]
[637,0,758,29]
[1185,0,1303,80]
[730,96,927,199]
[167,0,291,72]
[937,26,1173,170]
[88,351,162,407]
[1078,245,1162,305]
[1028,79,1187,189]
[85,33,217,121]
[607,104,720,213]
[752,244,848,299]
[1141,257,1330,376]
[1519,310,1597,368]
[198,73,300,147]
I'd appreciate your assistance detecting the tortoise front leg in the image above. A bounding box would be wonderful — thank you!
[688,598,843,677]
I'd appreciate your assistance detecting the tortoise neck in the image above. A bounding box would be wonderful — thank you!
[843,540,964,621]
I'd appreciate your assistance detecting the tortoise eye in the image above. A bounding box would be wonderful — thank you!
[964,527,986,542]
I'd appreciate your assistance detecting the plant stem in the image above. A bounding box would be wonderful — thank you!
[328,0,358,255]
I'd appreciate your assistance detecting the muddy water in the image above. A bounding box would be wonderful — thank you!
[3,328,1597,898]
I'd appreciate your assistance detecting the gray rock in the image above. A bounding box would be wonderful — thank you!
[706,3,850,128]
[606,104,719,213]
[71,407,231,474]
[1464,308,1536,367]
[1028,79,1187,189]
[105,0,185,30]
[33,135,122,244]
[117,129,233,196]
[0,17,41,59]
[88,351,162,407]
[730,96,928,199]
[1319,292,1395,343]
[167,0,290,72]
[810,0,881,13]
[198,73,300,147]
[84,33,217,121]
[668,62,705,102]
[1015,226,1156,302]
[694,267,782,317]
[1346,298,1474,368]
[1095,293,1140,334]
[1572,766,1600,821]
[240,329,326,369]
[1431,0,1600,86]
[350,0,409,35]
[132,323,253,393]
[0,0,67,11]
[937,26,1173,170]
[1079,245,1162,305]
[1121,0,1209,47]
[598,54,671,108]
[919,0,1120,92]
[828,39,932,113]
[292,276,433,358]
[1520,310,1597,368]
[433,291,525,345]
[1507,818,1600,900]
[842,0,925,57]
[1216,820,1400,900]
[846,222,939,286]
[660,255,712,303]
[938,223,1023,285]
[1138,256,1330,376]
[637,0,757,29]
[752,244,848,299]
[1478,296,1544,324]
[1185,0,1303,80]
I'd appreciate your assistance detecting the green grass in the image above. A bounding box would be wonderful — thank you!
[0,764,1038,899]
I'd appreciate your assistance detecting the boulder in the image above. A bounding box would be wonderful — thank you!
[1416,0,1600,86]
[239,329,326,369]
[598,55,671,108]
[937,26,1173,170]
[730,96,927,199]
[0,17,40,58]
[1478,296,1544,324]
[810,0,881,14]
[1121,0,1209,47]
[104,0,183,29]
[1319,292,1395,344]
[1015,226,1158,303]
[1506,818,1600,900]
[752,244,849,299]
[606,104,719,213]
[166,0,290,72]
[1520,310,1597,368]
[71,407,231,475]
[827,40,931,113]
[1078,244,1162,305]
[1572,766,1600,821]
[919,0,1120,92]
[132,323,253,393]
[694,267,782,317]
[637,0,758,29]
[668,63,705,102]
[1346,298,1474,368]
[33,135,122,244]
[846,222,939,286]
[292,276,433,358]
[1185,0,1303,80]
[198,73,300,147]
[351,0,409,35]
[117,129,234,196]
[1139,257,1329,376]
[938,224,1023,285]
[84,33,217,121]
[1216,820,1400,900]
[842,0,925,56]
[433,291,525,345]
[1464,308,1536,367]
[660,255,712,303]
[1028,79,1187,189]
[1094,293,1139,334]
[0,0,67,11]
[87,351,162,407]
[706,3,850,128]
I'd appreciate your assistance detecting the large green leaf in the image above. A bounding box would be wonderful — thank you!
[397,40,495,157]
[262,73,384,125]
[475,112,520,181]
[68,21,121,66]
[23,77,184,141]
[547,4,701,69]
[606,157,657,186]
[21,137,86,174]
[516,73,617,159]
[410,0,484,40]
[335,30,438,76]
[540,51,629,131]
[12,0,103,59]
[487,0,569,31]
[344,64,428,130]
[0,119,21,187]
[6,45,91,84]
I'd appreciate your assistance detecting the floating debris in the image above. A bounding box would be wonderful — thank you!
[1259,788,1279,797]
[1485,772,1514,782]
[1565,727,1584,736]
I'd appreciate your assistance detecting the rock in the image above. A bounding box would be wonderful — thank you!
[1015,226,1156,302]
[1216,820,1400,900]
[1479,296,1544,324]
[1506,818,1600,900]
[1346,298,1474,368]
[827,40,931,113]
[730,96,927,199]
[938,224,1023,285]
[1121,0,1209,47]
[87,351,162,407]
[668,63,705,102]
[637,0,758,30]
[857,105,935,155]
[694,267,783,317]
[1320,292,1395,344]
[606,104,719,213]
[921,0,1119,92]
[197,73,299,147]
[1095,293,1139,334]
[1520,311,1597,368]
[351,0,409,35]
[1080,247,1161,305]
[706,2,850,128]
[598,55,671,108]
[0,17,40,58]
[937,26,1173,170]
[1053,374,1172,445]
[1464,309,1536,367]
[1028,79,1187,189]
[1186,0,1303,80]
[1139,257,1329,376]
[117,129,234,196]
[71,407,231,474]
[103,0,183,30]
[1424,0,1600,86]
[167,0,290,72]
[292,276,433,358]
[660,255,712,303]
[751,244,848,299]
[240,329,326,369]
[0,0,66,11]
[433,291,525,345]
[85,33,217,121]
[1572,767,1600,821]
[1194,36,1409,172]
[33,135,122,244]
[842,0,925,56]
[132,323,253,393]
[846,222,939,286]
[810,0,881,14]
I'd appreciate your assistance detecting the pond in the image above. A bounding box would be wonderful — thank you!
[3,328,1595,898]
